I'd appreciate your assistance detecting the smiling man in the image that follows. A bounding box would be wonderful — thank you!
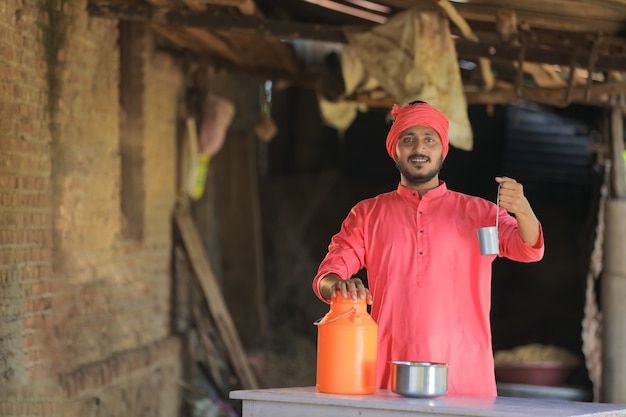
[312,100,545,396]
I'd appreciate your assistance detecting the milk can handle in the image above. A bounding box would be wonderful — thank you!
[313,307,357,326]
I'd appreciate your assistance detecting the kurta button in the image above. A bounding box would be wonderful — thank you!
[418,211,423,214]
[419,251,424,255]
[420,230,424,234]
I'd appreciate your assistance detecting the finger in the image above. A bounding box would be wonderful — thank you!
[495,176,517,184]
[499,183,521,196]
[346,280,354,299]
[347,279,358,301]
[329,282,338,298]
[330,280,344,299]
[502,191,524,208]
[348,279,362,301]
[499,191,526,214]
[351,278,373,304]
[498,190,518,206]
[499,183,523,201]
[339,280,348,299]
[354,278,370,300]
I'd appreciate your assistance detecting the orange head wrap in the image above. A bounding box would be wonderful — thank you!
[385,101,450,161]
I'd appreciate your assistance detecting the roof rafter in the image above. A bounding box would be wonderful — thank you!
[88,1,626,72]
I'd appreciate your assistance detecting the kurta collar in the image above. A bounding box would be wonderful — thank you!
[396,180,448,206]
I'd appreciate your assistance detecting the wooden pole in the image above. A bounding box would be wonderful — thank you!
[601,106,626,403]
[601,199,626,403]
[175,204,259,389]
[610,106,626,198]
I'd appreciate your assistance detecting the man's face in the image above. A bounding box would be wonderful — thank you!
[395,125,444,186]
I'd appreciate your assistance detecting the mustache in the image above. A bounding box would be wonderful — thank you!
[408,153,430,161]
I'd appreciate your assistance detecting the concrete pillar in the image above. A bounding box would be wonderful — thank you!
[601,199,626,403]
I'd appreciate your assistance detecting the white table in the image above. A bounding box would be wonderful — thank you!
[230,386,626,417]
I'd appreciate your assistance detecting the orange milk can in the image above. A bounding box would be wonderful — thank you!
[314,290,378,394]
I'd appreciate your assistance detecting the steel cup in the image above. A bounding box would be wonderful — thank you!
[477,226,499,256]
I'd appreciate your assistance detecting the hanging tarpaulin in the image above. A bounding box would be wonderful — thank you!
[316,45,377,134]
[317,97,368,135]
[342,7,473,151]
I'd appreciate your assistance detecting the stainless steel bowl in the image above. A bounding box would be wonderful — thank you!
[390,361,448,398]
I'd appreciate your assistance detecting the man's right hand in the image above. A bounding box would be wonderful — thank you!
[319,273,373,305]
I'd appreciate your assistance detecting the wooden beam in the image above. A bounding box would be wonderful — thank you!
[89,1,626,73]
[354,80,626,107]
[232,0,257,16]
[174,204,259,389]
[456,20,626,54]
[464,81,626,106]
[455,39,626,73]
[152,24,243,62]
[602,197,626,404]
[610,106,626,198]
[435,0,494,91]
[185,0,247,7]
[87,1,350,42]
[155,39,311,87]
[374,0,626,34]
[144,0,172,7]
[182,0,258,17]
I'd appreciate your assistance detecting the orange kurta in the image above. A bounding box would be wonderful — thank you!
[313,182,544,396]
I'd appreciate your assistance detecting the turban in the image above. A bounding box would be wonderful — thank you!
[385,102,450,161]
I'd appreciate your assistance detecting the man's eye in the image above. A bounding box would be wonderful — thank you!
[402,136,414,143]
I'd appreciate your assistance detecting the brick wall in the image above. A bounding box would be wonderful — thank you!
[0,1,183,415]
[0,0,55,385]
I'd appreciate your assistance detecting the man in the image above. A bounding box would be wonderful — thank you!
[312,101,544,396]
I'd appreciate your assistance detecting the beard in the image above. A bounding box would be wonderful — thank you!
[396,154,443,186]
